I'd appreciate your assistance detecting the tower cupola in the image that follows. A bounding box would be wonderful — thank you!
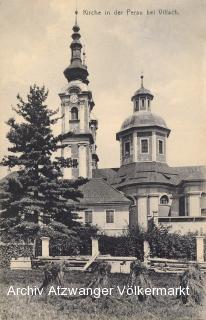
[132,76,154,112]
[116,76,170,165]
[64,10,89,84]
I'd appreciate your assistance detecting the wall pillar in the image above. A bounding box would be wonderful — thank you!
[61,103,65,133]
[64,103,70,133]
[148,193,159,217]
[91,238,99,256]
[63,145,72,179]
[196,236,204,263]
[152,131,156,161]
[41,237,50,258]
[153,211,159,225]
[187,191,202,216]
[137,194,148,231]
[120,139,123,165]
[38,212,43,226]
[79,103,85,132]
[88,145,92,179]
[133,132,138,162]
[143,240,150,267]
[78,144,87,178]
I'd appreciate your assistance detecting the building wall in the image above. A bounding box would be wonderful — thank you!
[78,204,129,236]
[160,219,206,234]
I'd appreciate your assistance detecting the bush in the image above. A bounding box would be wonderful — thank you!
[0,242,34,268]
[35,222,99,256]
[35,222,81,256]
[99,226,144,259]
[146,221,196,260]
[99,222,197,261]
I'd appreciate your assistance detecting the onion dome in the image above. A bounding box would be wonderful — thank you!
[64,10,89,84]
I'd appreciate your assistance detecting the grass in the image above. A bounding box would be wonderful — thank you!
[0,269,205,320]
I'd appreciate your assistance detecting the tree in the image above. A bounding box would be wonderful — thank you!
[0,85,86,246]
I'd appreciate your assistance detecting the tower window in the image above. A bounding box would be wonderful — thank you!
[141,139,149,154]
[124,141,130,156]
[71,107,78,120]
[106,210,114,223]
[160,195,169,205]
[85,210,93,224]
[158,140,164,155]
[135,100,139,111]
[141,99,145,110]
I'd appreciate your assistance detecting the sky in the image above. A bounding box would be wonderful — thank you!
[0,0,206,178]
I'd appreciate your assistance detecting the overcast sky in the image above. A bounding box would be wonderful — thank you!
[0,0,205,178]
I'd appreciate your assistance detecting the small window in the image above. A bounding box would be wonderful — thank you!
[106,210,114,223]
[158,140,164,155]
[71,107,78,120]
[160,195,169,205]
[141,139,149,154]
[85,210,93,224]
[141,99,145,110]
[124,141,130,156]
[135,100,139,111]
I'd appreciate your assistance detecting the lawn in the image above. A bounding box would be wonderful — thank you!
[0,269,205,320]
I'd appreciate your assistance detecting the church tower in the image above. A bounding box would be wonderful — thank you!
[59,11,99,179]
[116,76,170,165]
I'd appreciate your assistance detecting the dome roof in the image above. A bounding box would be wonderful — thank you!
[120,111,168,131]
[133,87,153,96]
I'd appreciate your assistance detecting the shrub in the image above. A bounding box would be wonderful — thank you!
[35,222,99,256]
[146,221,196,260]
[0,242,34,268]
[99,226,144,259]
[35,222,81,256]
[99,222,197,261]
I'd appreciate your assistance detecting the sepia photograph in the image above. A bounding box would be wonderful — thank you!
[0,0,206,319]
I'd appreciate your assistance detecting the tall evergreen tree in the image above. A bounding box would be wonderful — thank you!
[0,85,86,244]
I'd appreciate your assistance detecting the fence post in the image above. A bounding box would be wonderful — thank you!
[91,237,99,256]
[143,240,150,267]
[153,211,159,225]
[196,236,204,263]
[40,237,50,258]
[32,238,36,257]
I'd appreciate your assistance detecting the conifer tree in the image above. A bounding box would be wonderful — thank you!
[0,85,86,243]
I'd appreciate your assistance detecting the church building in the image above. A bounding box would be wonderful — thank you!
[60,12,206,235]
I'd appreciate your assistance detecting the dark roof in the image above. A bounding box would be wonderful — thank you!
[110,162,181,187]
[79,178,130,205]
[119,112,169,133]
[173,165,206,182]
[92,168,119,184]
[93,165,206,188]
[133,87,153,97]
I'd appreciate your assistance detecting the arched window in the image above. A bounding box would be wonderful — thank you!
[71,107,78,120]
[141,98,145,109]
[135,100,139,111]
[160,195,169,205]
